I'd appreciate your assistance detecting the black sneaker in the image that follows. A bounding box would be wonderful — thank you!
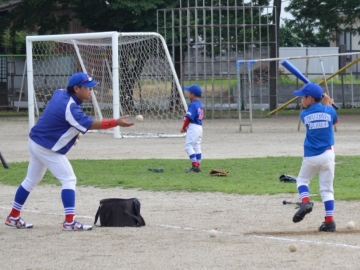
[292,201,313,223]
[185,166,201,173]
[319,221,336,232]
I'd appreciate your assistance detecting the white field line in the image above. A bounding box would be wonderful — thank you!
[158,225,360,250]
[1,206,359,249]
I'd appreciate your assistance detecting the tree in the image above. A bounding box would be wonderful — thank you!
[0,0,73,53]
[0,0,280,112]
[284,0,360,45]
[279,25,302,47]
[73,0,178,113]
[0,0,73,35]
[0,0,178,53]
[0,0,178,112]
[74,0,177,32]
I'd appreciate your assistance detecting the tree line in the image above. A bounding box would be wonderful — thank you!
[0,0,359,54]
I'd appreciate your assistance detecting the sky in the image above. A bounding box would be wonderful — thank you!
[279,0,294,25]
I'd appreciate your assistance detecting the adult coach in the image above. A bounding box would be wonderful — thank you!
[5,72,134,231]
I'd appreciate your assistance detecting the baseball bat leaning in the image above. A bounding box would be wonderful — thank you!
[280,59,339,110]
[0,151,9,169]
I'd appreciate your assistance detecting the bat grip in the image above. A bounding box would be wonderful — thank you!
[332,104,339,110]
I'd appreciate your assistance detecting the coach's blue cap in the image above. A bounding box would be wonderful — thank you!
[293,83,323,99]
[68,72,98,88]
[184,84,202,97]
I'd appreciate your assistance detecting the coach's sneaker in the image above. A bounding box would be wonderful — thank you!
[62,219,93,231]
[292,201,314,223]
[5,215,33,229]
[319,221,336,232]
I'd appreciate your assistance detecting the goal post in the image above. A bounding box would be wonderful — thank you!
[26,31,187,138]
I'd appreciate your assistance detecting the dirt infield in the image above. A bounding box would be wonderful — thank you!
[1,115,360,269]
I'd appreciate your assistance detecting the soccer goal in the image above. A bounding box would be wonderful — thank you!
[26,31,187,138]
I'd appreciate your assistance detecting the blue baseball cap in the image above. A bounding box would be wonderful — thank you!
[293,83,323,99]
[184,84,202,97]
[68,72,98,88]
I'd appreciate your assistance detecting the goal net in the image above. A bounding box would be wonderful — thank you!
[26,32,187,138]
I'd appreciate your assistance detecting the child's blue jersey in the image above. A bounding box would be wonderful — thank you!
[300,103,338,157]
[30,89,94,154]
[185,100,203,125]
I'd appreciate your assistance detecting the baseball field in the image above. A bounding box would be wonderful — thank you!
[1,114,360,269]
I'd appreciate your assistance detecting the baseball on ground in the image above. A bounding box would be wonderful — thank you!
[289,243,297,252]
[347,220,355,229]
[135,115,144,122]
[208,229,218,238]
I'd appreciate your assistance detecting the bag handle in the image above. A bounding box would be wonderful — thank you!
[94,206,100,225]
[94,203,114,226]
[125,199,145,226]
[124,210,142,225]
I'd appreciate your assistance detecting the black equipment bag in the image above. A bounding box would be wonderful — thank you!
[94,198,145,227]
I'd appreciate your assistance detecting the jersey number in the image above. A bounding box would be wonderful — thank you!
[198,108,204,120]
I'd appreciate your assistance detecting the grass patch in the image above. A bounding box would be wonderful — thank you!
[1,156,360,201]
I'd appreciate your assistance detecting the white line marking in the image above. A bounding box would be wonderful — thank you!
[252,235,360,249]
[1,206,359,249]
[158,224,360,249]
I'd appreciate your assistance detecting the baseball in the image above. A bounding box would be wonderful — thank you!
[135,115,144,122]
[289,243,297,252]
[209,229,218,238]
[347,220,355,229]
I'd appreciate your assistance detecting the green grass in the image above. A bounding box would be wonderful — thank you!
[1,156,360,201]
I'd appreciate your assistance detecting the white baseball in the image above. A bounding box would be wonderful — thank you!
[209,229,218,238]
[347,220,355,229]
[289,243,297,252]
[135,115,144,122]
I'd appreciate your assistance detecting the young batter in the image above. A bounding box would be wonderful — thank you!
[5,72,134,231]
[292,83,338,232]
[180,84,204,173]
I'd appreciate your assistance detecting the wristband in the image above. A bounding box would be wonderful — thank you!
[101,119,116,129]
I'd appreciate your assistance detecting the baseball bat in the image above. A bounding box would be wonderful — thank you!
[280,59,338,110]
[0,151,9,169]
[280,59,310,84]
[282,200,301,206]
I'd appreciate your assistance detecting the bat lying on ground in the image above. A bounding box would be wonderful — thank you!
[280,59,339,110]
[0,151,9,169]
[282,200,301,206]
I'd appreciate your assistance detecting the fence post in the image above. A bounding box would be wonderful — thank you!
[341,73,345,108]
